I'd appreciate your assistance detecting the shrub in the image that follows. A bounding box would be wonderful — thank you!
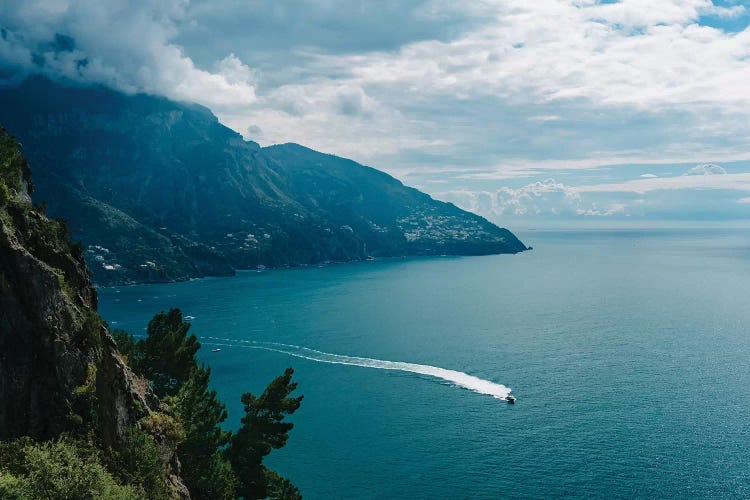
[0,129,29,192]
[140,410,185,446]
[0,179,9,208]
[69,362,99,434]
[52,267,77,305]
[0,437,142,499]
[114,426,169,499]
[79,309,105,349]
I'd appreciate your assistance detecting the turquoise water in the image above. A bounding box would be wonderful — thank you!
[99,229,750,499]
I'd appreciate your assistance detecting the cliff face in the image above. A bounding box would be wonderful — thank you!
[0,128,187,497]
[0,127,146,445]
[0,77,527,286]
[0,129,194,492]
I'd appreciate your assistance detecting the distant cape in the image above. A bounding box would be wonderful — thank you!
[0,76,527,285]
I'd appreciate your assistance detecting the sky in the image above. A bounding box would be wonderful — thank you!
[2,0,750,227]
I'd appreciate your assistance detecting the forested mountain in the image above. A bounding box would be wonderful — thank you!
[0,77,526,285]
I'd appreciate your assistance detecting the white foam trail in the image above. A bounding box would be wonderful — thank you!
[203,336,511,400]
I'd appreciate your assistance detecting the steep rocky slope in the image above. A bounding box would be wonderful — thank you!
[0,77,526,285]
[0,128,188,497]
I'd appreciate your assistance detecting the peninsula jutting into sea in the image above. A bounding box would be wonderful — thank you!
[0,77,526,286]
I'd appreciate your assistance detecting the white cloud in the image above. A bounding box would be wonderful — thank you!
[334,86,376,117]
[449,155,749,183]
[0,1,257,111]
[582,0,744,27]
[195,0,750,172]
[684,163,727,175]
[4,0,750,195]
[215,53,255,86]
[436,179,583,217]
[576,203,627,217]
[576,172,750,194]
[527,115,563,122]
[308,1,750,113]
[703,3,746,18]
[434,167,750,221]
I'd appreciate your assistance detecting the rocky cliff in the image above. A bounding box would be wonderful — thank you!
[0,128,188,497]
[0,77,527,285]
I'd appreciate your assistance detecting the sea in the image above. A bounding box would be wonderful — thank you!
[98,228,750,499]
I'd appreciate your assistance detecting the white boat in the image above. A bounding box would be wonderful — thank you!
[211,348,221,353]
[185,315,195,321]
[504,395,516,404]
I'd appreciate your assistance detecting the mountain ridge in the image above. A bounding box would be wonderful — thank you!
[0,77,526,285]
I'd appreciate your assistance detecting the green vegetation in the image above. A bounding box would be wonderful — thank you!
[0,127,31,194]
[52,267,77,304]
[1,307,303,499]
[0,179,10,208]
[113,308,304,498]
[173,366,237,499]
[114,426,171,498]
[0,437,142,499]
[228,368,303,500]
[140,409,186,447]
[80,309,105,349]
[69,362,99,433]
[135,309,201,397]
[0,125,305,498]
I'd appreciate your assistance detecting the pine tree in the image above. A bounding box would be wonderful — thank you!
[136,308,200,397]
[174,366,237,499]
[116,310,305,498]
[228,368,303,499]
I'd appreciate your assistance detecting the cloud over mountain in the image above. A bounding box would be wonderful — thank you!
[0,1,257,111]
[3,1,750,223]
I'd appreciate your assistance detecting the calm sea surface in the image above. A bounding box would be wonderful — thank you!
[99,229,750,499]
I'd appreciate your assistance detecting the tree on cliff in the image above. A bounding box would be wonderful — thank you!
[125,308,303,499]
[135,308,201,397]
[174,365,237,499]
[227,368,303,500]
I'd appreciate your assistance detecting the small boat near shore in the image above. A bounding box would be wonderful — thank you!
[211,348,221,353]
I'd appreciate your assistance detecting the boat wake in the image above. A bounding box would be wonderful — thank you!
[202,336,511,400]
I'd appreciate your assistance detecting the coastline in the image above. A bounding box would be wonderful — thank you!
[94,247,529,289]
